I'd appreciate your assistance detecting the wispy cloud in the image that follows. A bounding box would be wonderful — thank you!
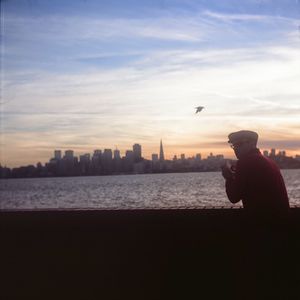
[259,139,300,150]
[203,10,269,21]
[3,14,208,45]
[203,9,299,23]
[3,6,298,71]
[2,44,300,129]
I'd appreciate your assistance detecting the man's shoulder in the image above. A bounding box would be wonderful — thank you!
[237,151,269,169]
[238,151,279,172]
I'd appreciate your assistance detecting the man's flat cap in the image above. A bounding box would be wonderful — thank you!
[228,130,258,144]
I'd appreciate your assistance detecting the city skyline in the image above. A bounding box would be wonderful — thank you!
[48,143,298,163]
[1,0,300,167]
[1,139,299,169]
[1,138,299,179]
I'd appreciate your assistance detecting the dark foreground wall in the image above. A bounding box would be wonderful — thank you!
[1,208,300,299]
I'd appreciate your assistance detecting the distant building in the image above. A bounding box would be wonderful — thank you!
[277,150,286,157]
[64,150,74,159]
[93,149,102,157]
[125,150,134,161]
[124,150,134,172]
[270,148,276,156]
[54,150,61,160]
[103,149,113,161]
[195,153,201,161]
[91,150,102,174]
[263,150,269,157]
[159,140,165,162]
[208,152,214,158]
[114,149,121,160]
[102,149,113,173]
[0,164,11,178]
[152,154,159,162]
[92,150,102,164]
[61,150,76,175]
[79,153,90,163]
[180,154,185,160]
[173,155,178,161]
[79,154,91,174]
[133,144,142,162]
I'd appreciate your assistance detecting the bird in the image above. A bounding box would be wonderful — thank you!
[195,106,204,113]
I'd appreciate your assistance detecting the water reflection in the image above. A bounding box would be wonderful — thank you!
[0,170,299,210]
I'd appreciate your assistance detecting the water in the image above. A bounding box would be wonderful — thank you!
[0,170,299,210]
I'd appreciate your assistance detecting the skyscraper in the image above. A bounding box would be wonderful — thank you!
[133,144,142,162]
[103,149,113,161]
[114,149,121,160]
[79,153,90,163]
[159,139,165,162]
[64,150,74,159]
[125,150,134,161]
[54,150,61,160]
[92,150,101,171]
[93,149,102,157]
[102,149,113,173]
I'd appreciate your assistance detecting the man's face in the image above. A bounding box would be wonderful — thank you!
[230,140,254,159]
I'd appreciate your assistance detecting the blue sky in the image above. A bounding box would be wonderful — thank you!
[1,0,300,167]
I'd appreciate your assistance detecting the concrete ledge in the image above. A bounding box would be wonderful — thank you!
[1,208,300,299]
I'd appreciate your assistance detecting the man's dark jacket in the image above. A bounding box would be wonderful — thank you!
[226,148,290,214]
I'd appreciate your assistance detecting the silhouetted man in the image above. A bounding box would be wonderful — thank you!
[221,130,289,216]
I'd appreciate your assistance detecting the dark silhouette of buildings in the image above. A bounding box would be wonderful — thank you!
[0,144,299,179]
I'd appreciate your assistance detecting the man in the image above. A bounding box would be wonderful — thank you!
[221,130,289,215]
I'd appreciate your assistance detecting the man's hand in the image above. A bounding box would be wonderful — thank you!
[221,161,235,180]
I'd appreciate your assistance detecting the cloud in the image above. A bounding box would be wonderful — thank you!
[3,5,298,72]
[202,8,300,23]
[3,14,207,46]
[239,106,300,117]
[2,44,300,133]
[259,139,300,150]
[203,10,269,21]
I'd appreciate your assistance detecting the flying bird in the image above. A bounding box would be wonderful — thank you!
[195,106,204,114]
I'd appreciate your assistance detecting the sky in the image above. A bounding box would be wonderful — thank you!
[1,0,300,167]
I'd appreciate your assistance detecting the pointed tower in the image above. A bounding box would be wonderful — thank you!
[159,139,165,162]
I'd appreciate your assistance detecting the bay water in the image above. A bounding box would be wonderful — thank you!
[0,170,299,210]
